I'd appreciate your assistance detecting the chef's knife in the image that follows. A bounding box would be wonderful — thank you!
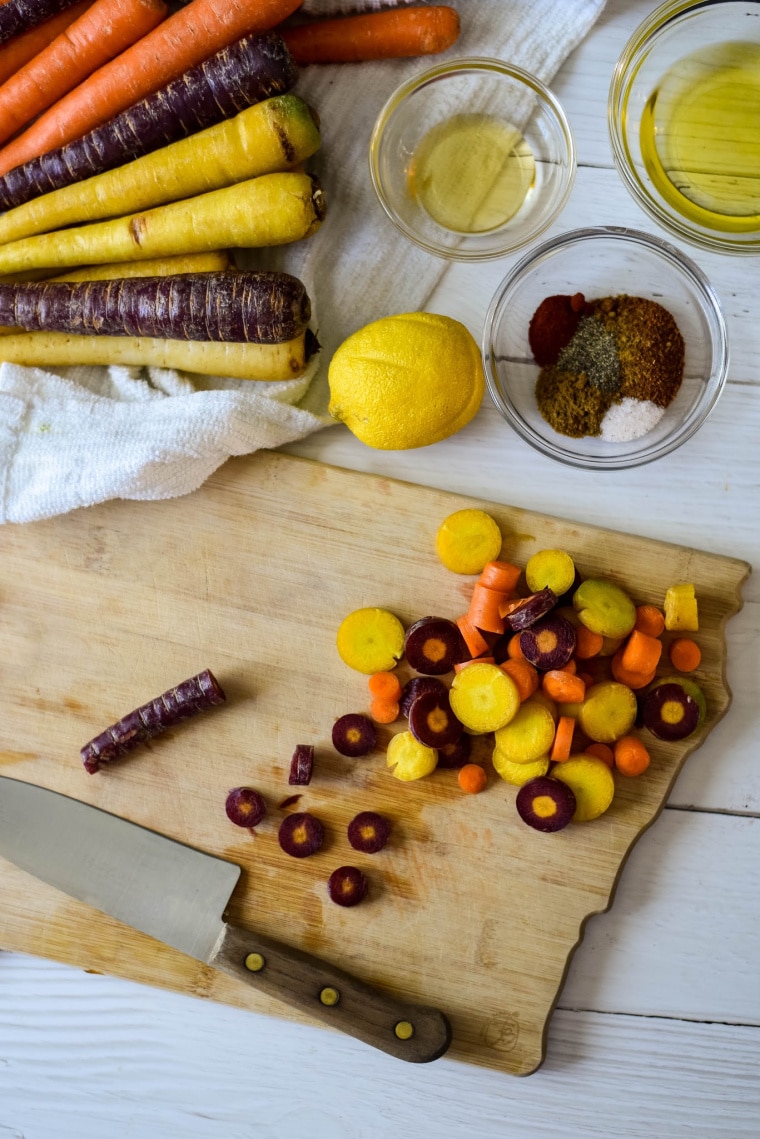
[0,776,451,1062]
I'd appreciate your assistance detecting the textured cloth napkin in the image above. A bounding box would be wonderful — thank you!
[0,0,606,524]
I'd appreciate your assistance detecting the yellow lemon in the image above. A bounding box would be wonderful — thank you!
[327,312,485,450]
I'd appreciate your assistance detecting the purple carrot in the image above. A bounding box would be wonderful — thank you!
[81,669,226,773]
[0,271,311,344]
[0,31,297,211]
[0,0,82,47]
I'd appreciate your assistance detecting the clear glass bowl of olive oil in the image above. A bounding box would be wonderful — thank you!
[369,58,576,262]
[609,0,760,255]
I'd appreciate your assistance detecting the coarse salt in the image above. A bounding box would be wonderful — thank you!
[600,398,666,442]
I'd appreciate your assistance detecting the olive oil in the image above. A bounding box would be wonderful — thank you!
[640,41,760,232]
[408,112,535,234]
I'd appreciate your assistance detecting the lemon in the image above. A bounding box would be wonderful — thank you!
[327,312,485,450]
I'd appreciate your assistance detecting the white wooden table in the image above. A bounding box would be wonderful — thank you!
[1,1,758,1135]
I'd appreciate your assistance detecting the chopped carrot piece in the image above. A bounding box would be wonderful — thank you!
[478,559,522,594]
[614,735,651,777]
[668,637,702,672]
[454,656,495,672]
[542,670,586,705]
[467,582,506,634]
[500,658,539,702]
[369,697,399,724]
[620,628,662,676]
[558,658,578,675]
[497,596,524,620]
[455,613,490,659]
[634,604,666,638]
[610,648,657,690]
[457,763,487,794]
[584,742,615,768]
[506,633,524,661]
[574,625,604,659]
[368,671,402,701]
[550,715,576,762]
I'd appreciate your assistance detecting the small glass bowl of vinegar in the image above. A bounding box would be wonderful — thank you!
[368,58,576,262]
[609,0,760,256]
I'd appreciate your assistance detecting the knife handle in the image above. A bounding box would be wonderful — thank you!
[209,922,451,1063]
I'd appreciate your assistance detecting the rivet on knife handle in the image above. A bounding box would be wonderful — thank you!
[210,923,452,1063]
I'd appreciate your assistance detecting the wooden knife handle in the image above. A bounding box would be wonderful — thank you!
[209,922,452,1063]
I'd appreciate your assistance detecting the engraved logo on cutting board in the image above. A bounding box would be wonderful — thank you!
[484,1013,520,1052]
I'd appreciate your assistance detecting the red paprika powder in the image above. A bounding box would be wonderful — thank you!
[528,292,586,366]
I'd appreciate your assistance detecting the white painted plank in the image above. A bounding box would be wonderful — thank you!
[0,952,758,1139]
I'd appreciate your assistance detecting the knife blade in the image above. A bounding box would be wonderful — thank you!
[0,776,451,1062]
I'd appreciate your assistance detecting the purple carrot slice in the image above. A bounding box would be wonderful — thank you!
[502,587,557,632]
[347,811,391,854]
[289,743,314,785]
[641,682,701,741]
[404,616,469,675]
[81,668,225,773]
[436,733,473,769]
[225,787,267,828]
[408,688,463,749]
[399,676,448,718]
[518,614,576,671]
[331,713,377,758]
[327,865,368,907]
[516,776,576,833]
[278,811,324,858]
[0,32,298,211]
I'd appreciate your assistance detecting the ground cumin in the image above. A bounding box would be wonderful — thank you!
[531,293,685,439]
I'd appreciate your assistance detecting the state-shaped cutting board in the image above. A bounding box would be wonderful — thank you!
[0,452,749,1074]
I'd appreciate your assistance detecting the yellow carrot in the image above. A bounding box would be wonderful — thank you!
[0,172,325,277]
[0,96,321,247]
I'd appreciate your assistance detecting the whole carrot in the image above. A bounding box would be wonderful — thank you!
[0,0,168,149]
[0,0,83,47]
[281,5,460,65]
[0,0,304,176]
[0,32,297,212]
[0,0,92,86]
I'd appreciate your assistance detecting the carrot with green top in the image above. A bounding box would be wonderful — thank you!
[0,0,167,150]
[0,0,92,86]
[281,5,460,65]
[0,0,304,177]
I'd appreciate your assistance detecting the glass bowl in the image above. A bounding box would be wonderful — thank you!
[368,57,576,262]
[483,227,728,470]
[609,0,760,256]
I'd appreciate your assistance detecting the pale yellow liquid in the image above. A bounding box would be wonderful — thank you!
[640,41,760,232]
[408,113,536,234]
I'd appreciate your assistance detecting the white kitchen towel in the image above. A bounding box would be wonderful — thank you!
[0,0,606,524]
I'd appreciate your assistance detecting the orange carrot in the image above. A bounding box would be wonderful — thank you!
[610,648,656,691]
[281,5,460,65]
[558,658,578,675]
[368,671,402,701]
[0,0,92,87]
[584,742,614,768]
[497,596,524,620]
[506,633,525,661]
[454,656,495,673]
[542,670,586,705]
[467,582,506,635]
[500,658,539,702]
[369,697,399,724]
[0,0,167,150]
[668,637,702,672]
[0,0,303,177]
[550,715,576,762]
[574,624,604,659]
[455,613,490,659]
[634,603,666,638]
[478,559,522,594]
[457,763,487,794]
[614,735,651,777]
[620,628,662,676]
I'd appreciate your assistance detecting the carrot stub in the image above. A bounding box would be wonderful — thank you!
[550,715,576,763]
[614,736,651,777]
[500,658,539,702]
[281,5,460,65]
[668,637,702,672]
[457,763,487,794]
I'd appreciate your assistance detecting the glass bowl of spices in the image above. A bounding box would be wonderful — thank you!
[368,57,576,262]
[609,0,760,256]
[483,226,728,470]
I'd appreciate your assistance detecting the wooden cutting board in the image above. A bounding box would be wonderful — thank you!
[0,451,749,1075]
